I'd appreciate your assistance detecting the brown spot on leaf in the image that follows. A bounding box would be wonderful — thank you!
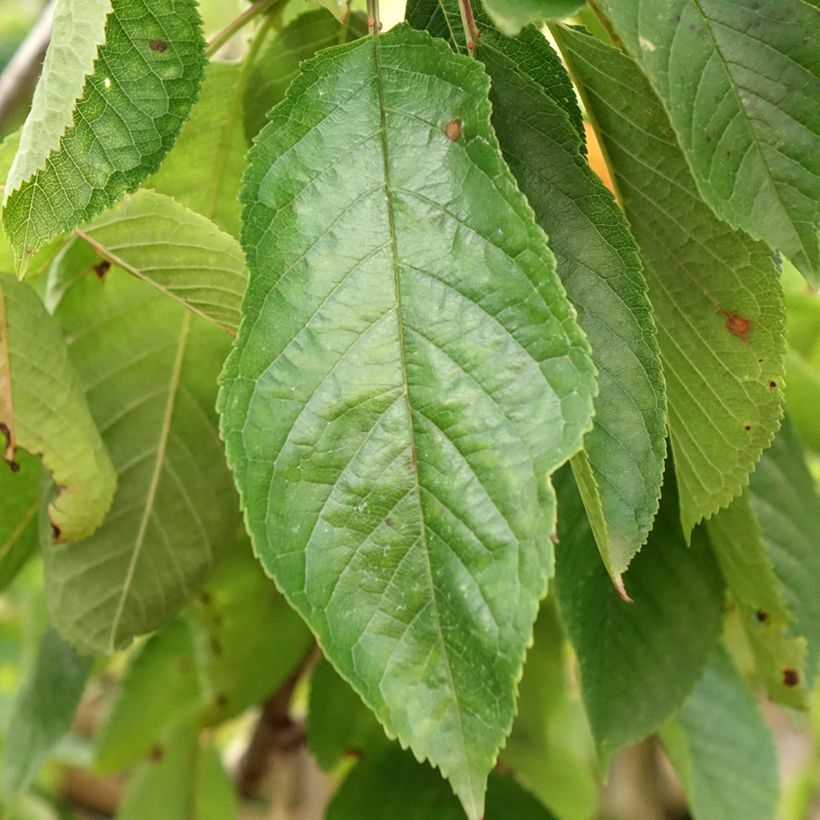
[343,747,364,760]
[199,590,212,606]
[210,638,223,656]
[756,610,769,623]
[768,380,777,389]
[51,522,61,541]
[723,310,752,340]
[744,424,752,431]
[384,517,393,527]
[149,744,164,761]
[548,531,559,545]
[783,668,800,687]
[92,259,110,279]
[149,39,168,52]
[215,692,228,709]
[444,119,462,141]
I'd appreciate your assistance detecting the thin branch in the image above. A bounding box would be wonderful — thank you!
[366,0,382,36]
[205,0,281,58]
[457,0,481,53]
[0,1,56,133]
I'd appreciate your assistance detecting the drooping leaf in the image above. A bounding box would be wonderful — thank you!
[598,0,820,284]
[219,25,596,817]
[407,0,666,579]
[2,0,206,274]
[0,274,116,542]
[327,746,555,820]
[0,451,39,591]
[307,658,387,771]
[76,190,247,335]
[554,469,725,763]
[554,26,785,537]
[149,63,247,237]
[44,270,237,654]
[117,718,236,820]
[95,619,201,773]
[479,0,584,36]
[244,9,369,142]
[747,418,820,685]
[499,600,598,820]
[0,627,92,798]
[659,647,779,820]
[707,488,807,708]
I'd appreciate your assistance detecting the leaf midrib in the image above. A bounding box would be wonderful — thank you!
[370,31,475,810]
[106,311,192,652]
[0,286,16,459]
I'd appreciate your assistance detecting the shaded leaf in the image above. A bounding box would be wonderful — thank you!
[2,0,205,273]
[598,0,820,283]
[0,451,39,591]
[554,469,724,763]
[554,25,785,537]
[0,274,115,542]
[77,190,247,335]
[659,647,779,820]
[219,25,596,818]
[45,270,236,654]
[1,627,92,798]
[149,63,247,237]
[244,9,369,142]
[407,0,666,579]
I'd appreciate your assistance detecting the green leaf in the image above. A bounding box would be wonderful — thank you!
[327,746,555,820]
[1,627,92,798]
[598,0,820,284]
[554,469,725,763]
[0,274,116,542]
[499,601,598,820]
[747,418,820,685]
[659,648,779,820]
[95,619,200,773]
[407,0,667,580]
[554,25,786,537]
[307,658,387,771]
[244,9,369,142]
[2,0,205,274]
[149,63,247,237]
[76,190,247,335]
[479,0,584,36]
[117,719,236,820]
[44,269,237,654]
[0,451,39,591]
[219,25,596,818]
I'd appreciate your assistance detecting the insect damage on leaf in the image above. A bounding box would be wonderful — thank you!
[723,310,752,340]
[445,118,462,140]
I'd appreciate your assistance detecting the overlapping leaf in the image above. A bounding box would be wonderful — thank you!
[554,26,785,536]
[45,270,237,654]
[408,0,666,579]
[219,25,596,817]
[0,451,38,591]
[0,274,116,542]
[479,0,584,36]
[659,648,779,820]
[599,0,820,283]
[2,0,205,273]
[554,469,724,762]
[77,190,247,335]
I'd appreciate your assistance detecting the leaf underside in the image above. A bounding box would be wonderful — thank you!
[219,25,595,817]
[555,26,785,537]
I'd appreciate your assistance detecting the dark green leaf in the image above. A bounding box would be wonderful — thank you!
[1,627,92,798]
[219,25,596,817]
[0,451,39,591]
[554,469,724,762]
[598,0,820,283]
[554,25,785,537]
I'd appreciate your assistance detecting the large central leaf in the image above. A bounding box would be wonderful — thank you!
[219,25,596,817]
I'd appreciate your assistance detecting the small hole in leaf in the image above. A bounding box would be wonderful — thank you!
[783,668,800,687]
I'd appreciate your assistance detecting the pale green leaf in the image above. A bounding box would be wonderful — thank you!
[479,0,584,35]
[499,601,598,820]
[244,9,369,142]
[44,270,237,654]
[598,0,820,283]
[219,26,596,818]
[2,0,205,273]
[0,451,39,591]
[659,648,779,820]
[149,63,247,237]
[77,190,247,335]
[554,26,786,537]
[554,469,725,762]
[407,0,667,578]
[0,274,115,542]
[327,746,556,820]
[1,627,92,798]
[117,719,236,820]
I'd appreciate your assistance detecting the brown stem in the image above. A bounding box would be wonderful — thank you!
[457,0,481,53]
[366,0,382,36]
[588,0,623,49]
